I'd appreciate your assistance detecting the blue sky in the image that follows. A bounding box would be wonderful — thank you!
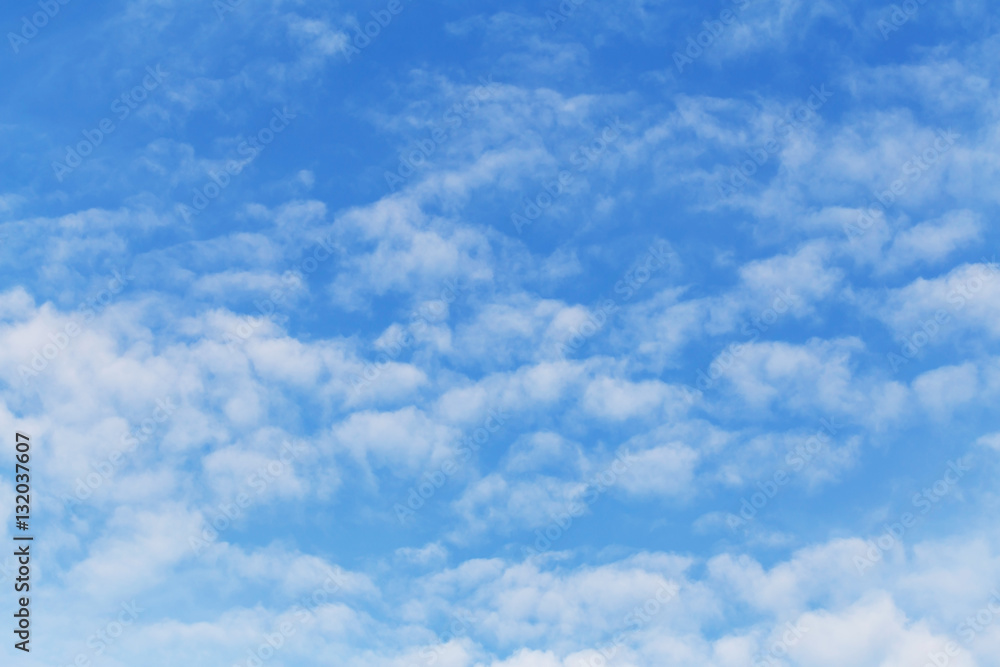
[1,0,1000,665]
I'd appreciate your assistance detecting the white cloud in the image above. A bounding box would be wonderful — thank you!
[332,407,460,474]
[880,210,983,273]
